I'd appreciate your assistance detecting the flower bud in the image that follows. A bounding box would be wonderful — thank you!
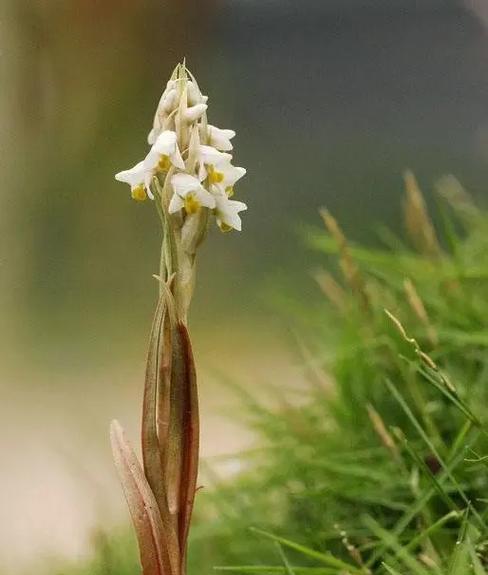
[184,103,208,123]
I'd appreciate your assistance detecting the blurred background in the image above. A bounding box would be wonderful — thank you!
[0,0,487,572]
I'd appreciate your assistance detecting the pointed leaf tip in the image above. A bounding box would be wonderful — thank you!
[110,419,177,575]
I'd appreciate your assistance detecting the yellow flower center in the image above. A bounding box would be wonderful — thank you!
[158,154,172,172]
[184,193,201,214]
[207,164,224,184]
[225,186,234,197]
[131,184,147,202]
[218,221,233,233]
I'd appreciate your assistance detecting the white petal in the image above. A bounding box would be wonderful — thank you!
[168,193,185,214]
[212,126,236,140]
[215,194,247,231]
[208,125,236,151]
[114,169,131,184]
[199,145,232,166]
[115,161,146,186]
[146,130,184,170]
[143,147,160,171]
[147,128,157,145]
[223,164,246,188]
[171,173,203,197]
[144,172,155,200]
[153,130,177,155]
[195,188,216,209]
[207,162,246,194]
[219,211,242,231]
[185,103,207,122]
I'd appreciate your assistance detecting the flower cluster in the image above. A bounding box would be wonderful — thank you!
[115,64,247,232]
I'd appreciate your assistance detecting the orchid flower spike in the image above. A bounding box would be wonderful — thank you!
[115,62,247,234]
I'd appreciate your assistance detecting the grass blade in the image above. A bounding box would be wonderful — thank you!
[250,528,364,574]
[275,543,296,575]
[363,515,430,575]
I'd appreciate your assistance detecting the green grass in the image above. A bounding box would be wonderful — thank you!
[55,174,488,574]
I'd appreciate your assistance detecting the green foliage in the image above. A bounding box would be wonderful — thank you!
[57,176,488,574]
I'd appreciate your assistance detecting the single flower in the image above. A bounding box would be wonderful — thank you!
[115,161,153,201]
[116,131,184,201]
[145,130,185,173]
[206,125,236,151]
[213,192,247,232]
[209,160,246,197]
[169,173,216,215]
[197,145,232,181]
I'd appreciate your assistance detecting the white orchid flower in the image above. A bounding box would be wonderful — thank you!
[115,160,153,201]
[213,192,247,232]
[116,131,184,201]
[211,161,246,197]
[197,145,245,196]
[197,145,232,180]
[144,130,185,173]
[169,173,216,215]
[206,125,236,151]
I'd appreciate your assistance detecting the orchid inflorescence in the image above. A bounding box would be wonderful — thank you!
[110,63,247,575]
[115,63,247,233]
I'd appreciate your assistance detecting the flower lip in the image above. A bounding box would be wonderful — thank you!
[115,161,155,200]
[198,145,233,180]
[145,130,185,171]
[205,160,246,195]
[169,172,216,215]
